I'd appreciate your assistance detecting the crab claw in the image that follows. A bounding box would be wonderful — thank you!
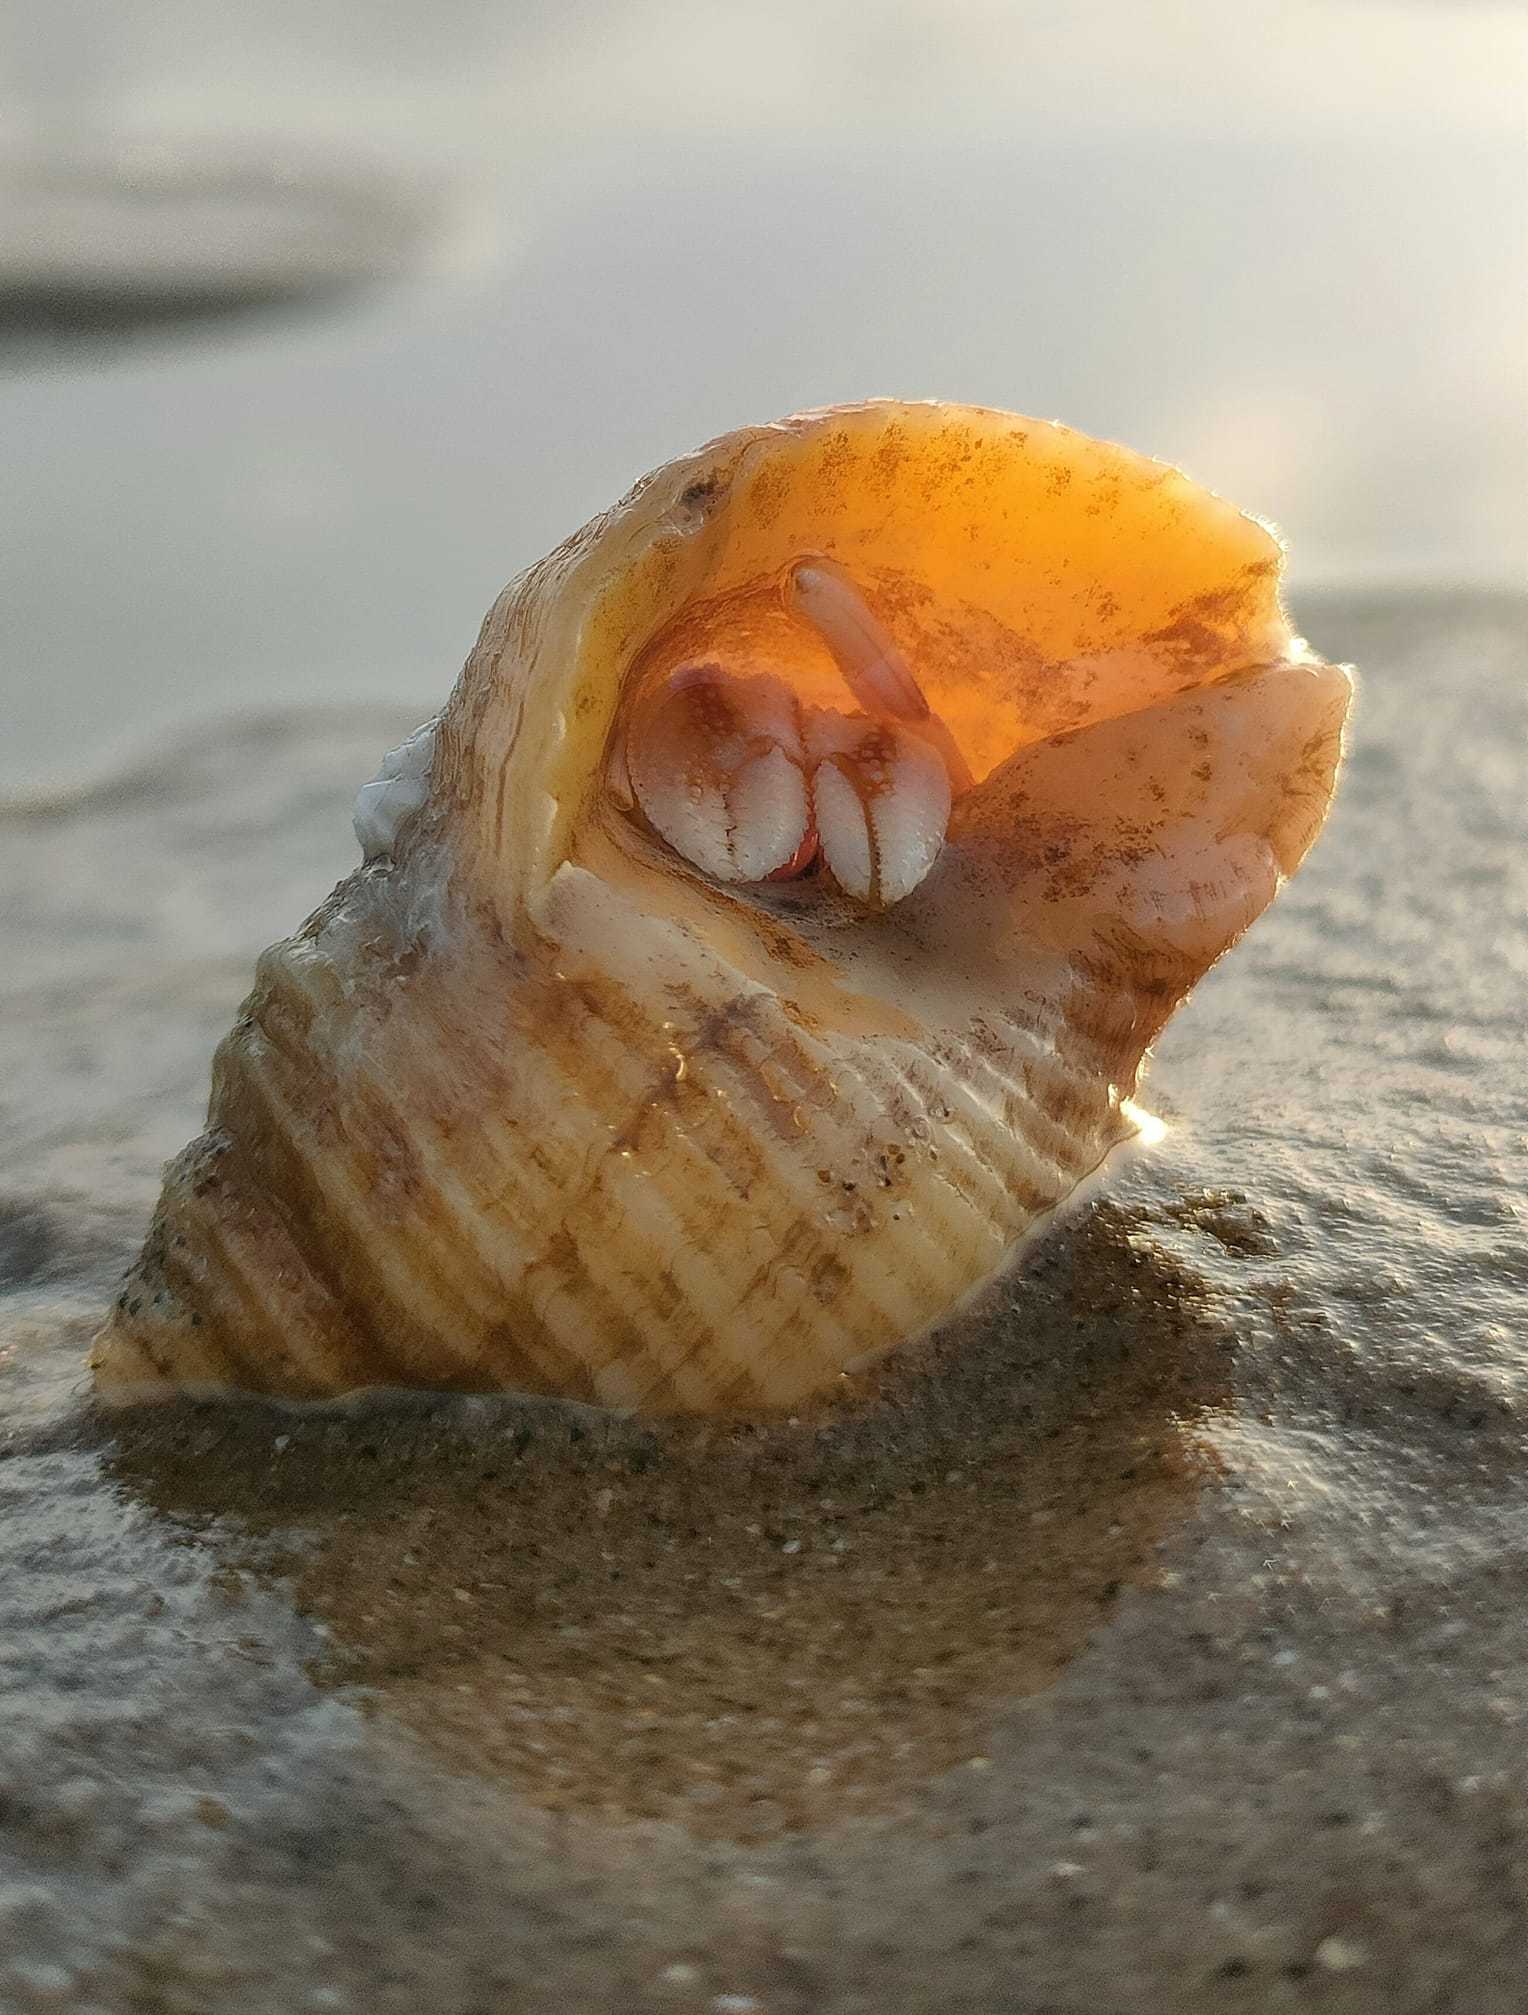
[622,576,964,909]
[805,709,953,908]
[625,665,812,883]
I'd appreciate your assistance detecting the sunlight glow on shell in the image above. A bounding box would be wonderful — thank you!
[91,401,1352,1414]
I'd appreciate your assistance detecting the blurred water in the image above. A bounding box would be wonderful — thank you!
[1,0,1523,790]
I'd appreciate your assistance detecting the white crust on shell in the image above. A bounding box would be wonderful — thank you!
[353,721,438,863]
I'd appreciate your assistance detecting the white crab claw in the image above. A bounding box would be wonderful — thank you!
[806,710,953,908]
[626,667,812,883]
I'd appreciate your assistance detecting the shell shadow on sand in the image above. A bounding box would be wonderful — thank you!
[99,1201,1235,1842]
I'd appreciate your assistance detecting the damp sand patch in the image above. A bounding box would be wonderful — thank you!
[101,1201,1235,1841]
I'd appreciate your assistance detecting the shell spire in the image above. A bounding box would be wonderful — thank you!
[93,402,1351,1413]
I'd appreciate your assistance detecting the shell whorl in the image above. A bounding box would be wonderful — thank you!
[93,401,1351,1412]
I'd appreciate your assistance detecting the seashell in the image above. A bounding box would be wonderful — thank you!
[92,401,1352,1414]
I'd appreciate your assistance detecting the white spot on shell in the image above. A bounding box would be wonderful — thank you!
[353,721,437,863]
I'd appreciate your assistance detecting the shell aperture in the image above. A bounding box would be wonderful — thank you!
[92,401,1353,1414]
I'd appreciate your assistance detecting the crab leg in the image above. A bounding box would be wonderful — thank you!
[785,558,975,795]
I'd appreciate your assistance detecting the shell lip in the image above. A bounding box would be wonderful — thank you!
[436,397,1313,926]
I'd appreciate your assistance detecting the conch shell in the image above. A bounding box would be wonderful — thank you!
[93,401,1351,1413]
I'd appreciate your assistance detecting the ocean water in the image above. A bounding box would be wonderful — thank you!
[2,0,1522,792]
[1,588,1525,2010]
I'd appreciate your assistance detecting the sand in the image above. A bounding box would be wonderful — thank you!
[2,590,1526,2012]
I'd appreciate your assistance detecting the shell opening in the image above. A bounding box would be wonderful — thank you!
[615,559,969,909]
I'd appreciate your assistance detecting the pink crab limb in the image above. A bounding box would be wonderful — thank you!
[764,822,821,881]
[785,558,975,795]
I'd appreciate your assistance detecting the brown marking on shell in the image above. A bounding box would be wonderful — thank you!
[92,401,1352,1413]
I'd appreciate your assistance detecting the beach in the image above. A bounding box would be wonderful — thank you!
[2,586,1525,2010]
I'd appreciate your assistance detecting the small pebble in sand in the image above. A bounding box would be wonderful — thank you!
[1314,1935,1368,1971]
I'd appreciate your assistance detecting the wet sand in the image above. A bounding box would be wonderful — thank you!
[2,591,1526,2011]
[103,1201,1233,1840]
